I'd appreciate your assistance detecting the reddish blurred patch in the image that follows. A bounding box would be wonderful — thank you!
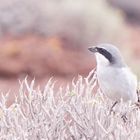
[0,34,95,78]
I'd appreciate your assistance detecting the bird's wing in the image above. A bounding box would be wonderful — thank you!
[119,67,137,101]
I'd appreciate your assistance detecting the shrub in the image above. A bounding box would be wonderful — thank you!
[0,70,139,139]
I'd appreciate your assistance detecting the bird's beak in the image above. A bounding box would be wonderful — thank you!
[88,47,98,53]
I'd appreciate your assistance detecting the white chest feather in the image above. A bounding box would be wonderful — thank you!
[97,65,137,102]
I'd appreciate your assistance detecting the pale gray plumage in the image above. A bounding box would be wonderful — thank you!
[88,43,138,103]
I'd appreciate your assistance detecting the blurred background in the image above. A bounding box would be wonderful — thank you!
[0,0,140,104]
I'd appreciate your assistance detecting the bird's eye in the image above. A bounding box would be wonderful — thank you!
[97,48,114,63]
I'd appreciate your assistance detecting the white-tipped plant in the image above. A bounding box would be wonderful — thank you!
[0,70,139,140]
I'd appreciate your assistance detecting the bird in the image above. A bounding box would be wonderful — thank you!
[88,43,138,104]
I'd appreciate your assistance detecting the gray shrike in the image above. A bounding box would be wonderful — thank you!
[88,43,138,103]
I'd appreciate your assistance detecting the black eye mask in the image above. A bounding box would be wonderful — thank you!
[96,47,115,63]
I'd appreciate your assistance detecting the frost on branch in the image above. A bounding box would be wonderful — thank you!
[0,70,139,140]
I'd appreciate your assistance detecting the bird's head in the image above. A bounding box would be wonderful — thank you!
[88,43,125,67]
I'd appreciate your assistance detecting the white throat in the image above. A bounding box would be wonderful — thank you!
[95,53,110,67]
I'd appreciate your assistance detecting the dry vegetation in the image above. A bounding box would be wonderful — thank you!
[0,70,139,140]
